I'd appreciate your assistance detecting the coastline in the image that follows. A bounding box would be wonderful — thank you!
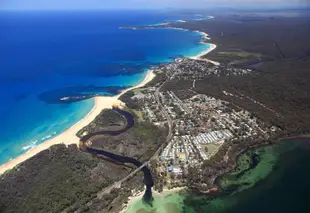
[190,43,217,60]
[0,18,218,176]
[190,31,219,65]
[121,187,186,213]
[120,25,218,213]
[0,70,156,175]
[163,21,218,63]
[160,28,217,62]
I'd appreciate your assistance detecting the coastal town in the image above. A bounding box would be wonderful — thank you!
[0,19,267,213]
[158,58,253,80]
[0,6,310,213]
[126,57,279,191]
[1,4,310,213]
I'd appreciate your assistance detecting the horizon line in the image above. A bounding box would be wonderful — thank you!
[1,5,310,12]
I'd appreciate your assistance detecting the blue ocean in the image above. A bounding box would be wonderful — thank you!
[0,10,211,165]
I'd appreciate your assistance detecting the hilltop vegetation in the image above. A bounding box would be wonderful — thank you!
[0,145,129,213]
[0,107,162,213]
[90,121,167,162]
[162,13,310,136]
[77,109,127,137]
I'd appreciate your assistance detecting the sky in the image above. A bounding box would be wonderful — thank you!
[1,0,309,10]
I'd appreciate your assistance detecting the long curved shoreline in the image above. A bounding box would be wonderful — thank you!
[0,18,218,175]
[0,70,156,175]
[118,19,219,213]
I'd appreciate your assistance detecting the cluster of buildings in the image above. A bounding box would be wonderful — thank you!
[193,130,233,145]
[157,58,253,80]
[162,136,199,165]
[225,67,253,76]
[132,88,277,179]
[131,88,161,122]
[128,59,277,185]
[161,130,230,167]
[160,129,233,171]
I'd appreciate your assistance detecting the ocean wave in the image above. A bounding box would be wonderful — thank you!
[22,140,38,151]
[41,134,53,141]
[21,132,57,153]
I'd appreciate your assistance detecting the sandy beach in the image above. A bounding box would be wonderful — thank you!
[189,30,218,64]
[194,31,210,40]
[202,32,210,40]
[190,43,217,60]
[121,187,186,213]
[0,24,217,175]
[0,70,155,175]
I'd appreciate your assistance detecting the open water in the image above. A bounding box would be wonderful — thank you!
[0,10,212,165]
[124,138,310,213]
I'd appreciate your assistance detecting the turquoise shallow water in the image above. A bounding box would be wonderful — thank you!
[124,138,310,213]
[0,11,212,165]
[125,191,185,213]
[182,139,310,213]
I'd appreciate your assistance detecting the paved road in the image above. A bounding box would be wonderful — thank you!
[100,161,148,195]
[100,79,174,192]
[150,83,173,160]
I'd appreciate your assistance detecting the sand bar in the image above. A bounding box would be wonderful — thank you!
[0,70,156,175]
[121,187,186,213]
